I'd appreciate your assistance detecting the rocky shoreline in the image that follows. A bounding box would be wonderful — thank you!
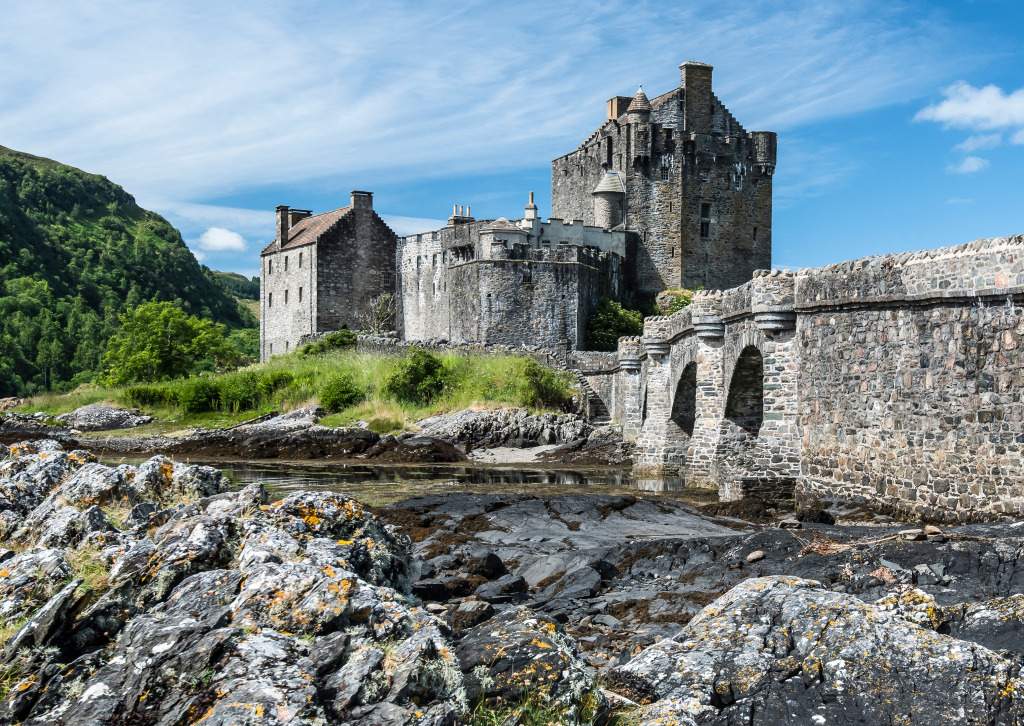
[0,404,632,467]
[1,438,1023,725]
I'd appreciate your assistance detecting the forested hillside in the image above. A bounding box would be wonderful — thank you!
[0,145,256,396]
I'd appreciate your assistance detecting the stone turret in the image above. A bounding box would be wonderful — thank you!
[592,172,625,229]
[627,86,651,161]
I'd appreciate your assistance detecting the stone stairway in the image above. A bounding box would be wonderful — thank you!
[573,371,611,425]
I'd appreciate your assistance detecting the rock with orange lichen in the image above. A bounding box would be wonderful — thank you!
[0,548,71,629]
[616,575,1024,726]
[135,454,228,501]
[456,605,601,715]
[946,594,1024,661]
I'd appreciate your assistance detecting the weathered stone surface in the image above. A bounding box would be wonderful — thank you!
[417,408,591,449]
[56,403,153,431]
[619,576,1024,726]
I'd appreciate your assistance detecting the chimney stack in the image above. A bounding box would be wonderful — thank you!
[351,190,373,210]
[276,205,289,245]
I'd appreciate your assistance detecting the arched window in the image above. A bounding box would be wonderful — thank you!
[671,362,697,436]
[725,346,763,434]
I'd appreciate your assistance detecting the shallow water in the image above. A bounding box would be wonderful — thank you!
[101,457,717,507]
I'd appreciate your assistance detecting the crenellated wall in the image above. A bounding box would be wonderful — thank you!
[587,234,1024,520]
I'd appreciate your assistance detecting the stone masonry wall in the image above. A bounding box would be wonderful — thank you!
[594,234,1024,520]
[260,243,316,359]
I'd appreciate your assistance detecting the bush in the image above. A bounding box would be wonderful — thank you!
[319,374,365,413]
[299,330,358,357]
[382,348,453,404]
[516,359,575,410]
[124,384,173,408]
[176,378,219,414]
[585,298,644,351]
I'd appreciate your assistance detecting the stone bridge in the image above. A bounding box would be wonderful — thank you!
[572,234,1024,520]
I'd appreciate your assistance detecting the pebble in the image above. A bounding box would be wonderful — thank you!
[747,550,765,563]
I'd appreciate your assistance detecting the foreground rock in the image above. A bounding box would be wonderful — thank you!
[0,440,599,726]
[56,403,153,431]
[617,576,1024,725]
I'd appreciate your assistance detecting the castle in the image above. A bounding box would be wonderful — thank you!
[260,62,774,360]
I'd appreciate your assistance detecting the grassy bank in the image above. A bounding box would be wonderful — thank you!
[13,349,577,435]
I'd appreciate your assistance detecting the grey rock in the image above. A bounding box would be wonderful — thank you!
[56,403,153,431]
[474,573,527,603]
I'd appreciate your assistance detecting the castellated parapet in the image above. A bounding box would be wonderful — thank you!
[552,62,775,299]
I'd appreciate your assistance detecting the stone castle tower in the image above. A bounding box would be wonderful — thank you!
[551,61,776,297]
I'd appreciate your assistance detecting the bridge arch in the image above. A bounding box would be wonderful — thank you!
[670,361,698,437]
[725,345,764,435]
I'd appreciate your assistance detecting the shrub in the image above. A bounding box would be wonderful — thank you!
[299,330,357,357]
[320,374,365,413]
[176,377,219,414]
[517,359,575,410]
[382,348,453,404]
[124,384,173,408]
[585,298,644,351]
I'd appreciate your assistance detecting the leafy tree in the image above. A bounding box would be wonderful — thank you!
[100,301,236,385]
[584,298,644,351]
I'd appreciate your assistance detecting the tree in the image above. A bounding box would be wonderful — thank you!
[100,301,235,385]
[584,298,644,351]
[361,292,397,334]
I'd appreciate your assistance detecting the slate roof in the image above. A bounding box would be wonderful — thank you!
[483,217,527,232]
[593,171,625,194]
[260,205,352,255]
[627,86,651,113]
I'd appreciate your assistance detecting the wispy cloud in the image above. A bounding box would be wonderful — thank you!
[0,0,977,209]
[954,132,1002,152]
[947,156,990,174]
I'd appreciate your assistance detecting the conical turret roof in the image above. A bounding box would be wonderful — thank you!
[627,85,651,113]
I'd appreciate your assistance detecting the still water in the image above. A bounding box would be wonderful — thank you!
[102,457,711,506]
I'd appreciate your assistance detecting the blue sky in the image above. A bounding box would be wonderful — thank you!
[2,0,1022,278]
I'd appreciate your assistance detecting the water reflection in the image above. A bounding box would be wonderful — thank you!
[100,458,704,505]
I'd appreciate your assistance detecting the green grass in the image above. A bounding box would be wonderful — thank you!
[14,350,577,435]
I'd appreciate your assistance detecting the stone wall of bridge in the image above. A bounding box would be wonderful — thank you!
[587,234,1024,520]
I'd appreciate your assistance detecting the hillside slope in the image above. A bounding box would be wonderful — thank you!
[0,145,255,395]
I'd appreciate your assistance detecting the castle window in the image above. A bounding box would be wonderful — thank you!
[269,343,273,354]
[284,289,288,304]
[661,166,669,181]
[700,170,709,182]
[299,252,303,267]
[268,292,272,307]
[298,287,303,302]
[701,222,710,238]
[606,141,613,168]
[384,273,393,287]
[286,342,289,352]
[285,256,288,271]
[432,254,437,266]
[665,129,673,140]
[753,227,758,242]
[701,203,711,219]
[268,260,273,275]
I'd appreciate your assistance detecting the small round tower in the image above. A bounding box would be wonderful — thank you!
[592,172,625,229]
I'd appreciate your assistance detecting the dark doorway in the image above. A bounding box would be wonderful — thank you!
[725,346,763,434]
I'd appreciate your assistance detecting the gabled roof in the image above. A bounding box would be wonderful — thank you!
[260,206,352,255]
[483,217,526,232]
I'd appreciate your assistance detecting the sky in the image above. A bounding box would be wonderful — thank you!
[2,0,1022,278]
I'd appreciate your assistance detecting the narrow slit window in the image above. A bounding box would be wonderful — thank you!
[268,260,273,275]
[753,227,758,242]
[284,289,288,304]
[299,252,303,267]
[701,222,710,238]
[268,292,273,307]
[284,256,288,271]
[298,287,303,302]
[700,203,711,219]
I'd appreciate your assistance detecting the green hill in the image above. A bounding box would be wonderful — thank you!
[213,270,260,300]
[0,145,256,396]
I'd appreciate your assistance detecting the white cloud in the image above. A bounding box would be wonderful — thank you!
[1012,129,1024,145]
[0,0,977,209]
[945,197,975,205]
[916,81,1024,130]
[954,133,1002,152]
[196,227,246,251]
[191,249,207,263]
[947,156,989,174]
